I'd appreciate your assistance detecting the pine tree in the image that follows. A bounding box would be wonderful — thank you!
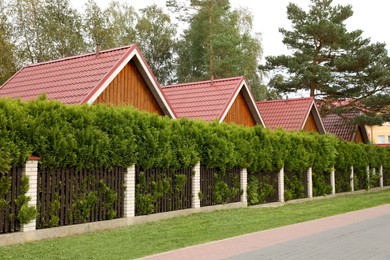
[261,0,390,121]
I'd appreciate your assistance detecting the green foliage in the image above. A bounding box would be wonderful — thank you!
[284,172,305,201]
[135,170,190,215]
[247,174,275,205]
[18,204,37,224]
[261,0,390,118]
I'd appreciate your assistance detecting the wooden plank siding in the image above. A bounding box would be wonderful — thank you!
[303,112,319,133]
[94,60,163,115]
[354,127,364,143]
[224,91,256,127]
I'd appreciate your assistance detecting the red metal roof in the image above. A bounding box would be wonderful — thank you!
[162,76,263,124]
[0,46,136,104]
[256,97,323,132]
[321,112,359,141]
[0,45,175,117]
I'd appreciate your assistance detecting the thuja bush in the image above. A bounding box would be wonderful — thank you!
[0,96,389,177]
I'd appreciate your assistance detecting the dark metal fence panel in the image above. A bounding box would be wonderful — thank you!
[0,167,23,234]
[284,170,306,200]
[247,170,278,205]
[200,167,241,207]
[37,167,125,229]
[335,167,351,193]
[384,167,390,186]
[135,166,193,216]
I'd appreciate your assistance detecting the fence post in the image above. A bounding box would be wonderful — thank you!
[380,165,383,188]
[192,162,201,208]
[124,165,135,218]
[307,167,313,198]
[240,168,247,204]
[278,166,284,202]
[20,156,40,232]
[366,165,370,189]
[331,167,336,195]
[350,166,354,192]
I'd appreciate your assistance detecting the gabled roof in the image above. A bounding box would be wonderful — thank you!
[322,112,369,143]
[162,76,264,126]
[256,97,325,133]
[0,45,175,118]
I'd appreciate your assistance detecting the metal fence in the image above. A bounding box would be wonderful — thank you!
[135,166,193,216]
[37,167,125,229]
[0,167,23,234]
[200,167,241,207]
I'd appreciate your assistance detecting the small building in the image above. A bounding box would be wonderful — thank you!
[0,45,175,117]
[255,97,325,134]
[162,76,264,127]
[366,123,390,145]
[322,112,369,144]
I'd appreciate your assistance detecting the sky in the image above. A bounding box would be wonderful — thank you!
[70,0,390,62]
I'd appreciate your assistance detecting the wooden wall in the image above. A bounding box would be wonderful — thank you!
[94,60,164,115]
[303,111,319,133]
[224,91,256,127]
[354,127,364,143]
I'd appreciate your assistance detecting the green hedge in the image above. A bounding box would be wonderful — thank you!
[0,96,389,179]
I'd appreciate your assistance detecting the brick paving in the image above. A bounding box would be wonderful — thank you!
[143,204,390,260]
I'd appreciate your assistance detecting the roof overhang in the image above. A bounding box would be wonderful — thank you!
[357,124,370,144]
[219,78,265,127]
[84,46,176,119]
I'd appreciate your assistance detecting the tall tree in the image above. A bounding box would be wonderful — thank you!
[83,0,114,50]
[136,4,177,85]
[174,0,265,99]
[261,0,390,121]
[40,0,86,58]
[8,0,46,64]
[104,1,138,47]
[0,0,16,85]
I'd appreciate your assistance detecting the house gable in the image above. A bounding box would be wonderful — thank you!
[224,90,256,127]
[303,111,319,133]
[94,60,163,115]
[354,127,364,143]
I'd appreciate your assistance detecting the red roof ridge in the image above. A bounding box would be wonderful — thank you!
[163,76,244,89]
[256,96,314,104]
[25,45,134,68]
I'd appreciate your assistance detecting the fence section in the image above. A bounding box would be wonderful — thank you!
[135,166,193,216]
[37,167,125,229]
[0,167,23,234]
[200,167,241,207]
[247,170,278,205]
[284,170,306,201]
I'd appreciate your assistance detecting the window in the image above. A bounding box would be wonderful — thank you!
[388,136,390,143]
[378,135,385,144]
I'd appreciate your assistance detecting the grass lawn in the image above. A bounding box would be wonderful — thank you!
[1,189,390,259]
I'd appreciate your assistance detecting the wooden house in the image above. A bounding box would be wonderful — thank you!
[0,45,175,117]
[256,97,325,134]
[322,112,369,143]
[162,76,264,127]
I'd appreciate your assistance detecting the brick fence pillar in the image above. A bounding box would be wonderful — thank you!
[124,165,135,218]
[192,162,201,208]
[380,165,383,188]
[330,167,336,195]
[350,166,354,192]
[307,167,313,198]
[20,156,40,232]
[240,168,247,204]
[278,166,284,202]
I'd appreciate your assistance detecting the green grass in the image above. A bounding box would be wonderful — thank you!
[1,189,390,259]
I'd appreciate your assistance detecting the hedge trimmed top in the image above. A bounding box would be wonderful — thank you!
[0,97,389,174]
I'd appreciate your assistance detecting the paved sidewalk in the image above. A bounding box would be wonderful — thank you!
[143,204,390,260]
